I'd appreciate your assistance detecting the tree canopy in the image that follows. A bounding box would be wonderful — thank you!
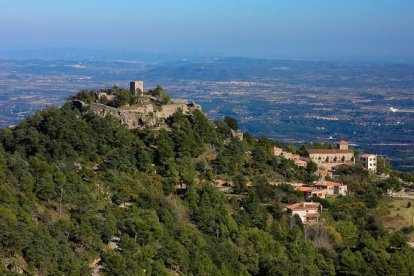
[0,91,413,275]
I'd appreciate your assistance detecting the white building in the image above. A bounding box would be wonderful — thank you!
[360,154,377,172]
[286,202,320,224]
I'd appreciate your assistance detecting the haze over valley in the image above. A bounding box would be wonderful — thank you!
[1,57,413,170]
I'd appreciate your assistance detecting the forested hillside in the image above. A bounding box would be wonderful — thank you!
[0,90,413,275]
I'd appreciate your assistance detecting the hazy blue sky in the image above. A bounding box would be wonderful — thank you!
[1,0,413,60]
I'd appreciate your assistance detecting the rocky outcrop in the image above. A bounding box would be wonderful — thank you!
[2,254,27,274]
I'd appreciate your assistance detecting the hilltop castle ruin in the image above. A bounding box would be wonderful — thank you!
[75,81,201,129]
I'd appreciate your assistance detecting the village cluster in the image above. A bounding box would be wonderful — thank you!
[280,140,377,224]
[215,140,379,225]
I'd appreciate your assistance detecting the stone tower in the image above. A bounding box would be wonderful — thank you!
[130,81,144,95]
[337,140,349,150]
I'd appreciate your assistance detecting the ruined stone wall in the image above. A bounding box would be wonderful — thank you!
[127,104,154,114]
[89,103,118,117]
[89,103,157,129]
[157,103,190,118]
[88,100,200,130]
[155,100,201,119]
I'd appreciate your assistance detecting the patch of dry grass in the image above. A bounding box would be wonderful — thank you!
[387,198,414,226]
[165,195,191,224]
[377,197,414,241]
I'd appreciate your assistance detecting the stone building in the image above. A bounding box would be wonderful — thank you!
[295,186,327,199]
[338,140,349,150]
[360,154,377,172]
[314,181,347,196]
[317,169,333,180]
[294,159,307,168]
[273,146,300,161]
[130,81,144,95]
[306,141,355,170]
[274,146,310,168]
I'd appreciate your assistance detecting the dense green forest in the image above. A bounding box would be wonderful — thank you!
[0,88,413,275]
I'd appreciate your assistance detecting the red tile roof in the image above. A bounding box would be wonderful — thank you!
[307,149,354,154]
[360,154,376,158]
[286,202,320,210]
[295,186,314,192]
[314,181,342,186]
